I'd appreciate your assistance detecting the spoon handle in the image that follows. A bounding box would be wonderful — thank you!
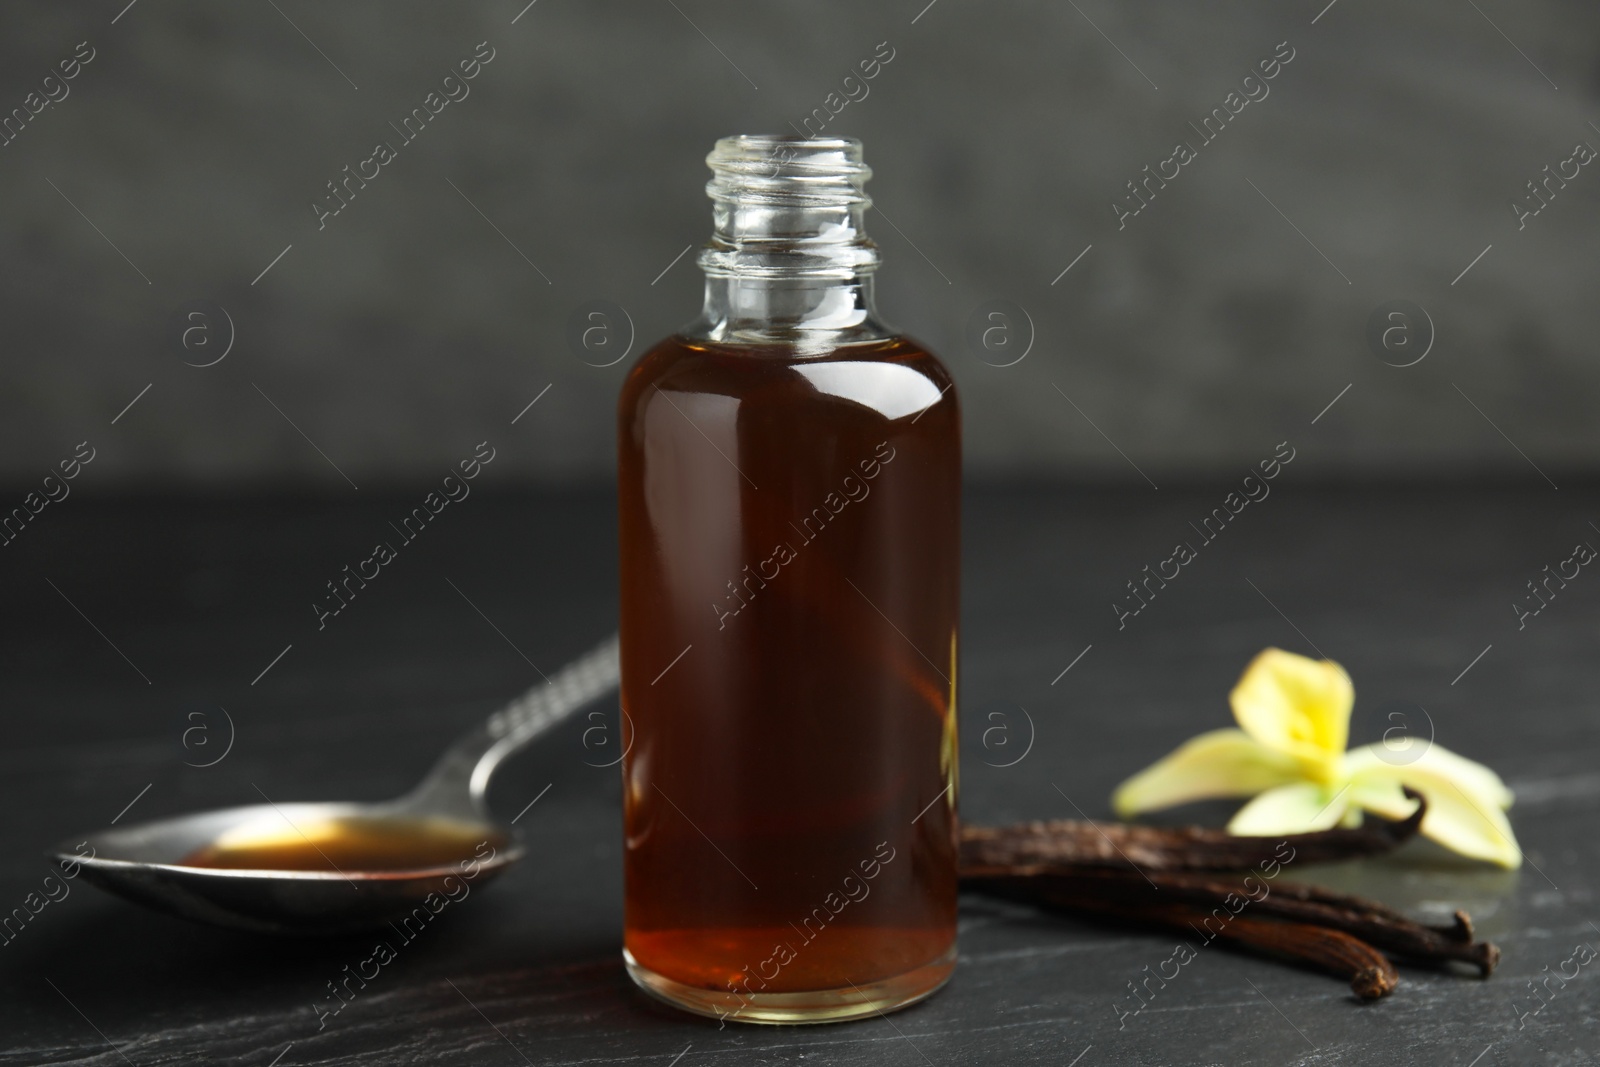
[402,633,621,818]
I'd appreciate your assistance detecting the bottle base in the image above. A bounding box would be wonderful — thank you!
[623,943,957,1025]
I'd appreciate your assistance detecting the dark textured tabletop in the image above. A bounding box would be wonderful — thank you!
[2,481,1596,1066]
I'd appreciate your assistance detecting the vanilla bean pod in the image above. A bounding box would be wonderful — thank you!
[1226,877,1476,943]
[959,796,1425,876]
[973,869,1498,977]
[1229,879,1496,974]
[1016,892,1400,1000]
[958,794,1500,994]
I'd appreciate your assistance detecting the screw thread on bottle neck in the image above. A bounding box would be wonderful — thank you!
[693,135,889,348]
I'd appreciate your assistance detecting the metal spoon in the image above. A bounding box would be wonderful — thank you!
[50,635,620,935]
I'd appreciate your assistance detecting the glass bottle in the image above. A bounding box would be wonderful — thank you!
[617,135,959,1024]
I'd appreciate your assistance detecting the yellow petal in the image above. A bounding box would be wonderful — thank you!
[1407,782,1521,868]
[1345,774,1421,821]
[1344,739,1513,808]
[1112,728,1302,818]
[1230,647,1354,765]
[1227,781,1349,835]
[1345,742,1521,867]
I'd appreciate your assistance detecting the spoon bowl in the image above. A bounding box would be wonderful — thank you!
[54,803,522,935]
[51,636,619,935]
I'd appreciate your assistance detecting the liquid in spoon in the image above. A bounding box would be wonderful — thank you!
[178,814,501,872]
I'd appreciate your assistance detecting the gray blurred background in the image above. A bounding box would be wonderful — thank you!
[2,0,1596,487]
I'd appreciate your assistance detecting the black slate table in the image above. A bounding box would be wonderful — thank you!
[2,482,1596,1065]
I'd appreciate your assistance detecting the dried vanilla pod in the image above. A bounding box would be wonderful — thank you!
[959,794,1425,876]
[958,795,1499,999]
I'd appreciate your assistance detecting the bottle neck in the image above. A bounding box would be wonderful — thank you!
[694,274,884,349]
[685,136,892,352]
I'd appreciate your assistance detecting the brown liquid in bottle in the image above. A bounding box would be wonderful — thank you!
[618,332,960,1018]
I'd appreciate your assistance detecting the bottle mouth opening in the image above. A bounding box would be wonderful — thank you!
[707,134,871,207]
[718,133,861,150]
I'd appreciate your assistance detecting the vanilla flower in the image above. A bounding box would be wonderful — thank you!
[1111,648,1520,867]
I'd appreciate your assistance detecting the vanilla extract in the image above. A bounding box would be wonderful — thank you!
[617,136,960,1023]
